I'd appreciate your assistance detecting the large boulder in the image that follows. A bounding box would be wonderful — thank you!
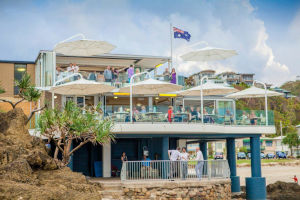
[267,181,300,200]
[0,108,102,199]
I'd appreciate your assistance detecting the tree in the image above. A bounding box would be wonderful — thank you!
[282,130,300,156]
[37,101,114,166]
[0,74,44,124]
[239,146,248,153]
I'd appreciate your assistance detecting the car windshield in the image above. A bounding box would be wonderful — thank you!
[216,152,223,155]
[238,152,245,156]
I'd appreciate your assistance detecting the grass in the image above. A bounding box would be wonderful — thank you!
[237,159,296,165]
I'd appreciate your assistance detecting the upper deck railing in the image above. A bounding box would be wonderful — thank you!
[105,105,274,126]
[56,71,168,88]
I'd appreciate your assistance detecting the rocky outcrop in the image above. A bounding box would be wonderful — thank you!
[267,181,300,200]
[0,108,102,200]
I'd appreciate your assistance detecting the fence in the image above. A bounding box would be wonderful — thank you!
[121,160,230,181]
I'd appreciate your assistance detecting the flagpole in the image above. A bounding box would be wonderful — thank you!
[170,23,173,71]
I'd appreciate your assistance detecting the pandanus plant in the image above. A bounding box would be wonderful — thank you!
[37,101,114,166]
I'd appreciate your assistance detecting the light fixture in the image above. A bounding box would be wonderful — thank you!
[54,95,58,99]
[136,103,141,107]
[113,92,130,96]
[159,93,177,97]
[155,97,159,100]
[17,68,26,72]
[155,64,163,68]
[114,96,118,99]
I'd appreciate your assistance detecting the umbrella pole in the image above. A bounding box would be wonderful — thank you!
[130,71,151,123]
[52,92,55,109]
[254,80,268,126]
[200,76,208,123]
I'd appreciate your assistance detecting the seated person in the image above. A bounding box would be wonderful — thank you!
[241,111,249,124]
[225,109,234,123]
[141,155,151,178]
[250,111,257,125]
[140,105,147,114]
[133,106,139,115]
[190,106,198,120]
[88,71,97,81]
[196,107,201,120]
[142,155,151,167]
[242,111,249,120]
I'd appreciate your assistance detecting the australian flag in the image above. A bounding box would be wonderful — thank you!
[173,27,191,42]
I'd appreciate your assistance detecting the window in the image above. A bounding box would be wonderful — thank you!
[266,141,273,147]
[14,64,27,95]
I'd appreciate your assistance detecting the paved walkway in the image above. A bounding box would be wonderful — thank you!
[237,165,300,186]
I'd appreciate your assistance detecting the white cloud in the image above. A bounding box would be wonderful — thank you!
[0,0,296,86]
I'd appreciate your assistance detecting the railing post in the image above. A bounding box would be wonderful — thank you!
[208,160,211,180]
[121,161,126,181]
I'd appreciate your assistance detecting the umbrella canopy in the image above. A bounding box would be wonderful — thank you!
[54,39,116,56]
[118,78,183,95]
[225,86,283,99]
[50,79,115,95]
[181,47,238,62]
[178,81,238,96]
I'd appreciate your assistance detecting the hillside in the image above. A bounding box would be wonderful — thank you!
[234,81,300,136]
[281,80,300,97]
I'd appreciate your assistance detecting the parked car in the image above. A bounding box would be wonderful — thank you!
[276,151,287,159]
[260,152,265,159]
[214,152,224,160]
[237,152,247,159]
[266,153,276,159]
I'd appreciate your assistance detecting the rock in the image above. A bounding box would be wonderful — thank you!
[142,187,147,193]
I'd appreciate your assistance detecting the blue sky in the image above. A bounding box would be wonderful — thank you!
[0,0,300,85]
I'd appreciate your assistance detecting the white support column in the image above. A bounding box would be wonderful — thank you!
[148,97,153,111]
[102,142,111,178]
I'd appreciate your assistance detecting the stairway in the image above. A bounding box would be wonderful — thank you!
[100,182,124,199]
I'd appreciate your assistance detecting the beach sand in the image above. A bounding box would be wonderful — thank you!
[238,165,300,186]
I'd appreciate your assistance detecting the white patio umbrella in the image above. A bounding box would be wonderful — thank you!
[178,79,238,123]
[225,86,283,99]
[118,78,183,95]
[54,34,116,56]
[226,82,283,125]
[118,72,183,122]
[181,47,238,62]
[178,81,238,96]
[50,79,115,96]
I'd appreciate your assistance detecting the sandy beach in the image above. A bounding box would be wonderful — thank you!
[238,165,300,186]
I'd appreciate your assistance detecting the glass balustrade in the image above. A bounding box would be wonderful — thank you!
[101,105,274,126]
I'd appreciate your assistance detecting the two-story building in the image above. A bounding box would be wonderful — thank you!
[1,49,275,199]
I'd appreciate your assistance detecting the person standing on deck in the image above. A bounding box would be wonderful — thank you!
[168,147,181,179]
[127,65,134,83]
[104,66,112,83]
[170,68,176,84]
[163,68,171,82]
[195,147,204,180]
[180,147,189,179]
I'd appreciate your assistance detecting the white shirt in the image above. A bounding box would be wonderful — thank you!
[196,150,204,161]
[73,65,79,73]
[67,66,73,72]
[180,152,189,161]
[168,150,180,161]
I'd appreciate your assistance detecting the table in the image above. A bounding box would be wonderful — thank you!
[174,112,189,122]
[145,112,162,122]
[114,112,129,122]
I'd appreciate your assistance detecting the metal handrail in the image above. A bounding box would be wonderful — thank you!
[121,159,230,181]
